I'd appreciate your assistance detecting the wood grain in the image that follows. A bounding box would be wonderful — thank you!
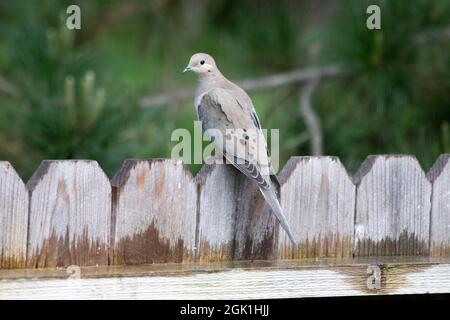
[231,168,277,261]
[0,162,28,268]
[1,154,449,271]
[196,164,237,262]
[278,156,355,259]
[428,154,450,257]
[26,160,111,268]
[1,258,449,299]
[197,163,277,262]
[111,159,197,264]
[354,155,431,256]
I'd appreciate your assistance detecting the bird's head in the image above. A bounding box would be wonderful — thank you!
[183,53,217,75]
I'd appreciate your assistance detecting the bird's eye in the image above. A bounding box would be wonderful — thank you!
[200,60,205,65]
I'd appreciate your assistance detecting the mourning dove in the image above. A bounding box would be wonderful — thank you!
[183,53,297,245]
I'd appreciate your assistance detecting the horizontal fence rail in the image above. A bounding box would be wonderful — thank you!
[1,154,450,269]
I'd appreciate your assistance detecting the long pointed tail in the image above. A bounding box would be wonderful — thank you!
[260,187,297,246]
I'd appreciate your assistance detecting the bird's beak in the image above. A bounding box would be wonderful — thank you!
[182,66,191,73]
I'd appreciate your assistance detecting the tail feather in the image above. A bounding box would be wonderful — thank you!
[260,187,297,246]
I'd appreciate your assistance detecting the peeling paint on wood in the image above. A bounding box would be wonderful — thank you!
[111,159,197,264]
[278,157,355,259]
[354,155,431,256]
[0,162,28,269]
[428,154,450,257]
[26,161,111,268]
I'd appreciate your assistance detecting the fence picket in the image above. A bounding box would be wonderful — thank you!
[26,160,111,268]
[0,162,28,268]
[353,155,431,256]
[428,154,450,257]
[0,154,447,270]
[111,159,197,264]
[278,156,355,259]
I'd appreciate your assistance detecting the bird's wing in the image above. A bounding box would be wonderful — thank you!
[231,88,280,180]
[198,88,272,184]
[199,87,297,245]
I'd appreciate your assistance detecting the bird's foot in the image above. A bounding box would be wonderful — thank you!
[205,155,225,165]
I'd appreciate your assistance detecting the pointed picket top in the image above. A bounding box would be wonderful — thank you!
[0,161,28,268]
[427,154,450,256]
[278,156,355,259]
[111,159,197,264]
[427,154,450,182]
[353,155,431,256]
[26,160,111,268]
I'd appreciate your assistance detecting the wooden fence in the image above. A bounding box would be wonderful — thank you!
[1,154,450,270]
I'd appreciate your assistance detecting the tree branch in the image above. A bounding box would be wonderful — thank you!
[299,78,322,156]
[0,75,19,98]
[139,25,450,108]
[415,25,450,45]
[139,64,350,108]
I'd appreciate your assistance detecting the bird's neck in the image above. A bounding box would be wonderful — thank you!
[196,70,226,93]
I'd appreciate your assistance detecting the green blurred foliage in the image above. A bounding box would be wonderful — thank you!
[318,0,450,171]
[0,0,449,179]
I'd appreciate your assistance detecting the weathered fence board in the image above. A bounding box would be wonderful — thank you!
[353,155,431,256]
[0,162,28,269]
[2,257,450,299]
[1,153,450,271]
[197,163,278,262]
[196,164,237,262]
[428,154,450,257]
[279,157,355,259]
[26,160,111,268]
[111,159,197,264]
[232,172,277,261]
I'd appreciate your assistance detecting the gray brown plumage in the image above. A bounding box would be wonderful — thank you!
[184,53,297,245]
